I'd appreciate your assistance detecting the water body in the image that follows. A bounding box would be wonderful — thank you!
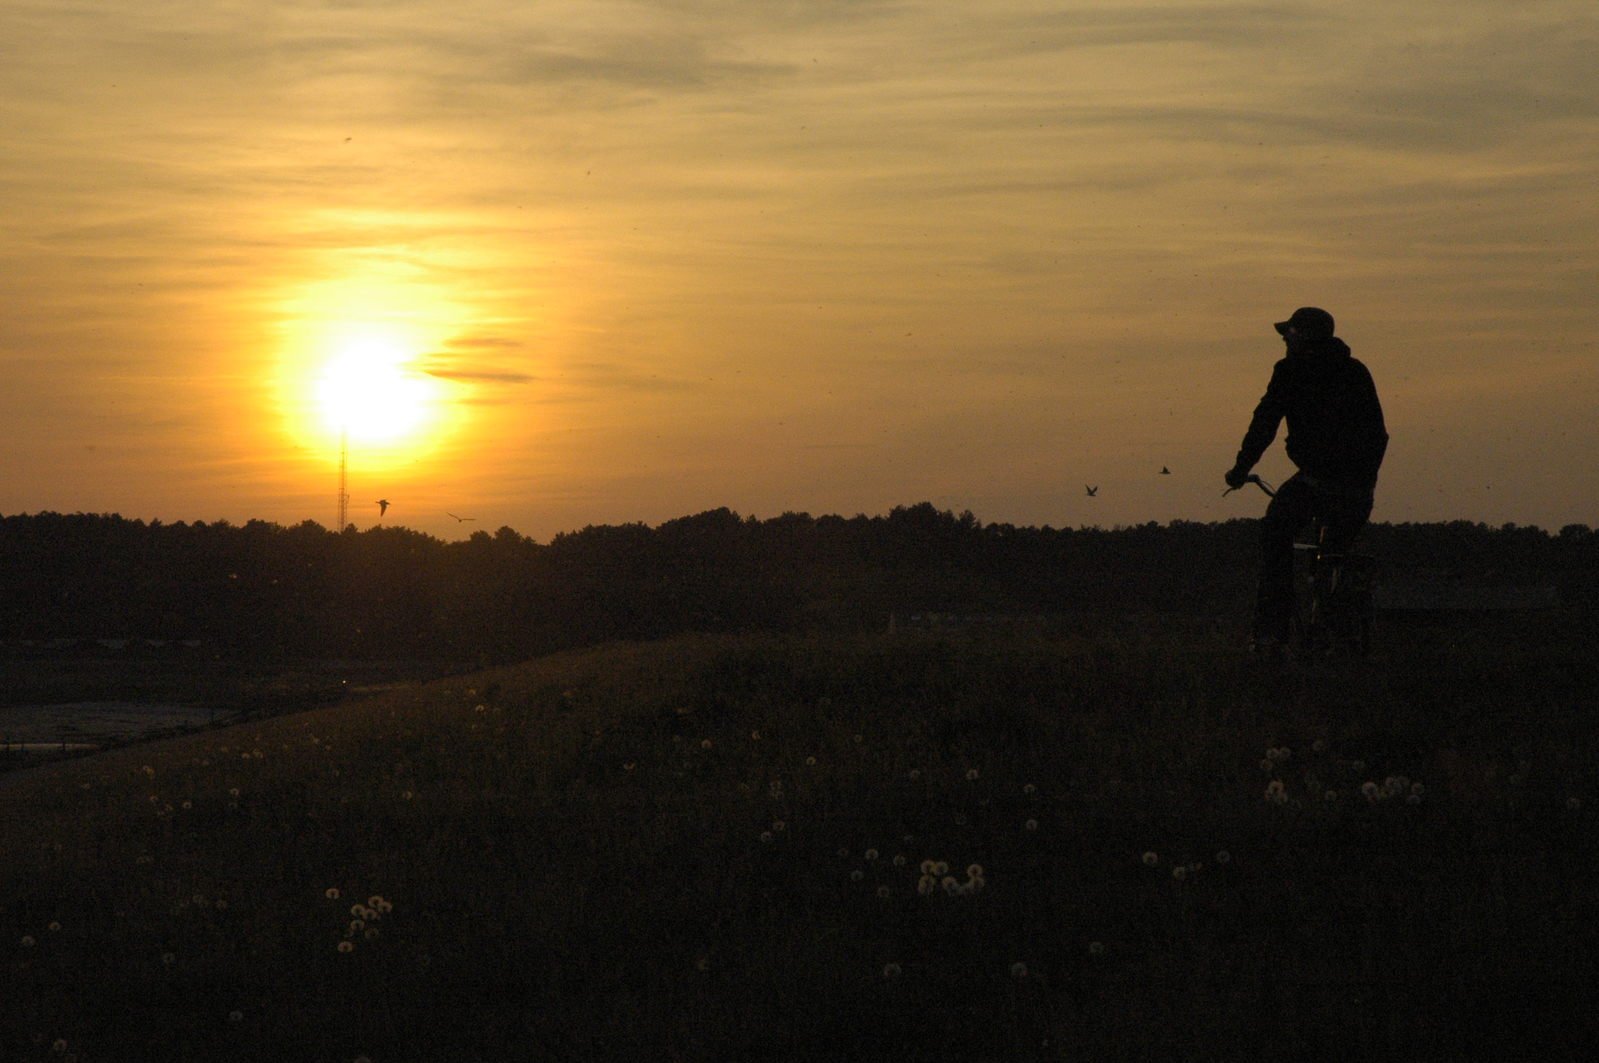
[0,701,227,753]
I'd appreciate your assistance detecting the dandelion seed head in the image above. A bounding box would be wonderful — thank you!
[805,756,817,766]
[877,886,891,899]
[228,1010,243,1023]
[1142,851,1159,867]
[1025,818,1039,831]
[965,768,980,781]
[967,863,984,879]
[892,854,907,867]
[47,921,61,932]
[865,848,879,861]
[907,769,921,780]
[52,1039,68,1053]
[759,831,773,843]
[933,861,950,876]
[1089,941,1105,955]
[883,962,903,979]
[20,935,36,947]
[1406,794,1422,806]
[850,869,865,882]
[337,941,355,953]
[1260,759,1275,773]
[162,952,175,966]
[364,928,380,940]
[1023,783,1036,794]
[1361,781,1380,799]
[1568,797,1583,811]
[917,876,936,896]
[941,876,960,895]
[700,739,713,750]
[1010,962,1028,979]
[1312,739,1327,754]
[1172,866,1187,881]
[772,820,786,832]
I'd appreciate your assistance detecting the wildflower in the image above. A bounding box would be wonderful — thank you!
[364,928,380,941]
[162,952,176,966]
[1260,759,1275,773]
[883,962,903,979]
[1350,759,1366,774]
[1264,779,1287,804]
[967,863,984,879]
[965,768,980,781]
[1568,797,1583,811]
[759,831,773,844]
[1325,790,1338,803]
[941,876,960,895]
[474,704,487,714]
[349,920,366,934]
[1361,781,1380,801]
[229,788,241,798]
[877,886,891,899]
[907,769,920,780]
[850,870,865,882]
[1025,818,1039,831]
[181,800,192,810]
[228,1010,244,1023]
[142,766,155,776]
[1312,739,1328,754]
[933,861,950,876]
[53,1040,68,1053]
[837,847,850,858]
[917,876,937,896]
[1172,866,1187,881]
[805,756,817,766]
[892,854,907,867]
[700,739,713,750]
[1010,962,1028,979]
[1023,783,1036,794]
[953,813,968,826]
[750,730,761,741]
[772,820,787,833]
[1410,782,1425,797]
[367,896,385,911]
[1088,941,1105,956]
[1141,851,1160,867]
[865,848,879,861]
[852,734,864,744]
[20,935,36,948]
[47,922,61,933]
[337,941,355,954]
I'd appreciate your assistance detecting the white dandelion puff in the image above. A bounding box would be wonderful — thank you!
[933,861,949,876]
[917,876,937,896]
[883,962,903,979]
[1025,818,1039,831]
[1568,797,1583,811]
[967,864,984,879]
[865,849,879,861]
[941,876,960,895]
[965,768,980,781]
[1215,850,1231,864]
[1023,783,1037,794]
[892,854,907,867]
[1010,962,1028,979]
[805,756,817,766]
[47,921,61,933]
[850,870,865,882]
[772,821,786,833]
[1142,852,1159,867]
[1410,782,1425,797]
[1312,739,1328,754]
[759,831,774,844]
[1260,759,1275,773]
[877,886,891,899]
[162,952,176,966]
[228,1010,243,1023]
[1361,781,1380,801]
[20,935,36,948]
[1406,794,1422,806]
[337,941,355,954]
[52,1039,68,1054]
[1172,866,1187,881]
[700,739,713,750]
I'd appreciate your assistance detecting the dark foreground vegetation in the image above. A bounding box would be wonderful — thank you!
[4,618,1598,1060]
[4,505,1598,662]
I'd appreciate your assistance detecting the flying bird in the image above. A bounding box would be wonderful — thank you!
[1160,466,1171,475]
[375,499,390,517]
[1085,485,1098,497]
[446,512,476,523]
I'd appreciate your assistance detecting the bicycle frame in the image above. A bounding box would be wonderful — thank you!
[1224,475,1375,658]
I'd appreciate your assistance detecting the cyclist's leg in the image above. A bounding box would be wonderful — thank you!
[1312,484,1376,649]
[1255,473,1314,644]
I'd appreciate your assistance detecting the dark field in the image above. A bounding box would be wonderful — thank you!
[3,617,1597,1061]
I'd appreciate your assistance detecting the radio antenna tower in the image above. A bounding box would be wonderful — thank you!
[336,428,349,530]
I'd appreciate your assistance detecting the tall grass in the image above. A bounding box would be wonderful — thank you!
[3,625,1596,1061]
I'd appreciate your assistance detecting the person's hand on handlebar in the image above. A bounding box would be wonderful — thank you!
[1224,465,1251,490]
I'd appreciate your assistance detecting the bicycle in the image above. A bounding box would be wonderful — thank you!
[1223,474,1376,659]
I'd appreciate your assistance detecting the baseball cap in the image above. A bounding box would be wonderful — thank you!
[1274,307,1335,337]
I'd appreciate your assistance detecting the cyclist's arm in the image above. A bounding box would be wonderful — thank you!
[1233,360,1290,473]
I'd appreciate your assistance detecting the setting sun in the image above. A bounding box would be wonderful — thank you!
[315,330,438,445]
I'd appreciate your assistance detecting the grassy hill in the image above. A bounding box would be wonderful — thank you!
[3,625,1597,1061]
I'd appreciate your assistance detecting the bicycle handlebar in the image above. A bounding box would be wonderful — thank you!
[1222,474,1276,499]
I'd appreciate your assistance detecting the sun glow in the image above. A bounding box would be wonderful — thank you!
[315,329,437,444]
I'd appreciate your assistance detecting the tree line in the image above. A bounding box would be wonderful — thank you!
[1,505,1595,662]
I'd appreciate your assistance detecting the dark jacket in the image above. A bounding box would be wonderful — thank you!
[1235,336,1388,490]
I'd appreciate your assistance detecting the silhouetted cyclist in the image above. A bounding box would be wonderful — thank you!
[1225,307,1388,653]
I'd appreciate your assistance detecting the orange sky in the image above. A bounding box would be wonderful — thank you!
[3,0,1595,540]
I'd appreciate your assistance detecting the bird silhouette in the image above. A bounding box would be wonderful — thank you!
[1085,485,1098,497]
[375,499,390,517]
[1160,466,1171,475]
[446,512,476,523]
